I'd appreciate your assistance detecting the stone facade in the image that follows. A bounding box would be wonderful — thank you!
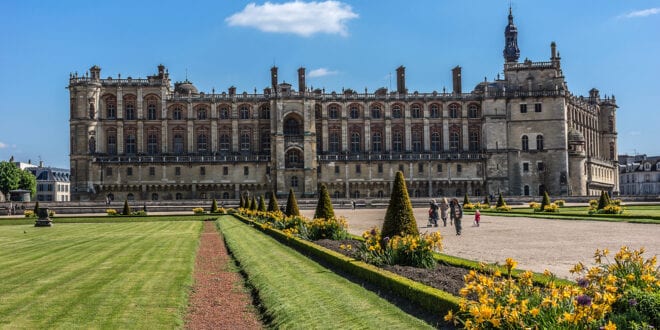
[619,155,660,195]
[69,10,618,202]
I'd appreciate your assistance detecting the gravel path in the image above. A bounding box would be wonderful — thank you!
[302,208,660,280]
[185,221,262,330]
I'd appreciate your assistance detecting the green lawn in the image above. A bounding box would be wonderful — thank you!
[0,221,201,329]
[475,204,660,223]
[216,215,434,329]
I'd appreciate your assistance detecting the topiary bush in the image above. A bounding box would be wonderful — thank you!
[381,171,418,240]
[258,195,266,212]
[496,193,506,208]
[122,200,131,216]
[286,188,300,217]
[267,191,279,212]
[239,194,245,209]
[250,196,257,211]
[314,183,335,220]
[211,198,219,213]
[597,190,608,210]
[463,193,470,207]
[540,191,551,211]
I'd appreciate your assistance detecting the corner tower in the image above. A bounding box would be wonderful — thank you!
[503,7,520,63]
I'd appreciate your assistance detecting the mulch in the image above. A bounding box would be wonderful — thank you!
[185,221,262,330]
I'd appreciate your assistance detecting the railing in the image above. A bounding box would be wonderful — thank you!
[317,152,485,161]
[93,154,270,163]
[69,77,166,87]
[505,61,556,70]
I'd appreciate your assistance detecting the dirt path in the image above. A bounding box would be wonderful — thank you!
[185,221,262,330]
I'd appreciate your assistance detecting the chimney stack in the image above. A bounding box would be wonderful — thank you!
[452,66,462,94]
[229,86,236,96]
[271,66,278,90]
[396,66,406,94]
[298,67,306,93]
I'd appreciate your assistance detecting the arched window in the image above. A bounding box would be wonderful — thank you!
[88,137,96,154]
[261,105,270,119]
[147,133,159,155]
[536,135,544,151]
[147,103,157,120]
[393,132,403,152]
[106,97,116,119]
[392,105,402,118]
[175,193,182,200]
[173,106,183,120]
[329,133,340,153]
[449,131,460,152]
[173,133,184,154]
[291,176,299,187]
[125,134,136,154]
[351,132,361,152]
[127,193,135,201]
[431,132,442,152]
[329,105,339,119]
[125,102,135,120]
[197,108,207,120]
[469,130,480,151]
[524,185,530,196]
[411,104,421,118]
[412,131,422,152]
[286,149,303,168]
[372,132,382,153]
[284,118,301,135]
[219,134,230,153]
[522,135,529,151]
[240,133,251,152]
[197,132,208,153]
[151,193,159,201]
[468,104,480,118]
[449,103,460,118]
[219,107,230,119]
[239,105,250,119]
[350,106,360,119]
[107,131,117,155]
[371,106,381,119]
[430,104,440,118]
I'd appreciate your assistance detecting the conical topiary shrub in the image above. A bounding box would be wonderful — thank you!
[267,191,279,212]
[496,193,506,208]
[122,199,131,215]
[258,195,266,212]
[605,190,611,206]
[381,171,419,239]
[250,196,257,211]
[540,191,551,210]
[597,190,608,210]
[211,198,218,213]
[314,183,335,219]
[286,188,300,216]
[239,194,244,208]
[463,193,470,206]
[483,195,490,206]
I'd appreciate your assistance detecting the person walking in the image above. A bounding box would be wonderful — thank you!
[473,209,481,227]
[450,198,463,235]
[429,199,439,227]
[439,198,450,227]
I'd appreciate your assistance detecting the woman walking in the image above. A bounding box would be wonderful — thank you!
[440,198,450,226]
[450,198,463,235]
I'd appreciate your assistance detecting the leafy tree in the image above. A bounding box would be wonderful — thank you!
[540,191,551,210]
[496,193,506,207]
[211,198,218,213]
[285,188,300,216]
[314,183,335,219]
[18,169,37,198]
[463,193,470,206]
[381,171,418,239]
[122,199,131,215]
[0,161,20,198]
[258,195,266,212]
[267,191,279,212]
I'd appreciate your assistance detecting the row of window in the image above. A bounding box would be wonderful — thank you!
[324,131,481,153]
[519,103,543,113]
[105,165,259,177]
[103,102,270,121]
[37,183,69,192]
[328,163,463,175]
[522,161,545,172]
[322,103,480,120]
[521,135,544,151]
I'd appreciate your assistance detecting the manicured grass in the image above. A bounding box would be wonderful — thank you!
[0,214,210,226]
[216,215,434,329]
[475,204,660,223]
[0,221,201,328]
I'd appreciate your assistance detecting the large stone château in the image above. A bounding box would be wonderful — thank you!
[69,9,618,202]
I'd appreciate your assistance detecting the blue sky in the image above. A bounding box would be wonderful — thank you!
[1,1,659,168]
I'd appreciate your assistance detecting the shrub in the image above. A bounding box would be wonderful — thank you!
[462,193,470,207]
[211,198,218,213]
[483,195,490,206]
[24,210,34,218]
[496,193,506,208]
[589,199,598,208]
[554,199,565,207]
[540,191,551,210]
[381,171,418,240]
[611,199,622,206]
[132,210,147,216]
[529,201,540,209]
[106,209,118,216]
[495,205,512,212]
[301,217,349,241]
[597,190,609,210]
[358,227,442,269]
[239,194,245,209]
[285,188,300,217]
[462,203,476,210]
[543,203,560,212]
[314,183,335,220]
[122,200,131,216]
[258,195,267,212]
[267,191,279,212]
[249,196,256,211]
[48,210,56,217]
[192,207,205,215]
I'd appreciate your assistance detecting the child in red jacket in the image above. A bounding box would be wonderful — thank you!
[474,209,481,227]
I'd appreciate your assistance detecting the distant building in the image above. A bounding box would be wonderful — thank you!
[26,163,71,202]
[68,8,619,201]
[619,155,660,195]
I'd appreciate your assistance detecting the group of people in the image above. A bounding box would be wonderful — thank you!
[428,198,480,236]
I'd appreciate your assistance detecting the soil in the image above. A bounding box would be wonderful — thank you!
[314,239,469,296]
[185,221,262,330]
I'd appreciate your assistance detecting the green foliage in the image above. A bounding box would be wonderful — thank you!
[258,195,267,212]
[598,190,609,210]
[314,184,335,220]
[18,169,36,197]
[250,195,257,211]
[496,193,506,208]
[267,191,279,212]
[122,200,131,216]
[192,207,205,215]
[211,198,218,213]
[540,191,551,210]
[358,227,443,269]
[0,161,20,196]
[33,201,39,215]
[381,171,418,239]
[286,188,300,216]
[462,193,470,206]
[483,195,490,207]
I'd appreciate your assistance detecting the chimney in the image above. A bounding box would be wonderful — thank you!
[396,66,406,94]
[271,66,278,90]
[89,65,101,81]
[158,64,165,78]
[452,66,462,94]
[228,86,236,96]
[298,67,306,93]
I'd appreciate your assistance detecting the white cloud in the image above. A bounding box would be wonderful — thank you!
[620,8,660,19]
[0,142,7,149]
[308,68,338,78]
[226,1,358,37]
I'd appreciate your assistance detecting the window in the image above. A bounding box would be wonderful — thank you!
[126,167,133,176]
[147,103,157,120]
[457,164,462,173]
[176,193,182,200]
[355,164,361,174]
[378,163,383,173]
[449,104,460,118]
[334,191,341,199]
[371,106,381,119]
[261,133,271,153]
[608,116,614,133]
[329,105,339,119]
[200,167,206,176]
[350,106,360,119]
[437,164,443,173]
[149,167,155,176]
[520,104,527,113]
[335,165,340,174]
[523,162,529,172]
[329,133,340,153]
[89,137,96,154]
[223,166,228,175]
[243,166,249,175]
[240,133,251,152]
[261,105,270,119]
[239,105,250,119]
[285,149,303,168]
[197,133,208,153]
[106,167,112,176]
[536,135,544,151]
[430,104,440,118]
[107,133,117,155]
[411,104,421,118]
[173,106,183,120]
[124,102,135,120]
[412,131,422,152]
[418,163,424,173]
[291,176,298,187]
[175,167,181,176]
[449,132,460,152]
[534,103,542,113]
[223,192,230,199]
[521,135,529,151]
[125,134,136,154]
[127,193,134,201]
[537,162,545,171]
[219,134,230,153]
[609,142,615,159]
[147,133,159,155]
[372,132,382,153]
[392,105,402,118]
[469,131,480,151]
[106,98,116,119]
[173,134,184,154]
[151,193,158,201]
[468,104,479,118]
[393,132,403,152]
[219,107,230,119]
[524,185,530,196]
[431,132,442,152]
[197,108,207,120]
[350,132,361,152]
[377,190,384,198]
[284,118,300,135]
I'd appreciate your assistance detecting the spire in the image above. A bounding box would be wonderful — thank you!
[503,6,520,63]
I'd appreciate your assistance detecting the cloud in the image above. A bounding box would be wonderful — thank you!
[226,1,358,37]
[0,142,7,149]
[620,8,660,19]
[308,68,338,78]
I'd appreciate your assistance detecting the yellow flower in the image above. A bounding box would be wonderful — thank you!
[602,320,617,330]
[529,307,540,316]
[443,310,454,322]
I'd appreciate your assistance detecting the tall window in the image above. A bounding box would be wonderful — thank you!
[261,132,271,153]
[261,105,270,119]
[609,142,615,159]
[430,104,440,118]
[197,108,207,120]
[449,132,460,152]
[147,133,159,155]
[371,106,381,119]
[125,134,136,154]
[372,132,382,153]
[521,135,529,151]
[392,105,402,118]
[534,103,542,113]
[329,133,340,153]
[125,102,135,120]
[520,104,527,113]
[412,131,422,152]
[219,107,229,119]
[449,104,460,118]
[350,132,361,152]
[173,106,183,120]
[107,132,117,155]
[291,176,299,187]
[284,118,301,135]
[411,104,421,118]
[239,105,250,119]
[147,103,157,120]
[240,133,251,152]
[197,132,208,153]
[106,97,116,119]
[219,134,230,153]
[329,105,339,119]
[431,132,442,152]
[88,137,96,154]
[524,185,530,196]
[350,106,360,119]
[469,130,480,151]
[536,135,544,151]
[393,132,403,152]
[286,149,303,168]
[173,134,184,154]
[468,104,479,118]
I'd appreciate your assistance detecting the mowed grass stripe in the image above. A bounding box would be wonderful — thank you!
[217,216,433,329]
[0,221,201,329]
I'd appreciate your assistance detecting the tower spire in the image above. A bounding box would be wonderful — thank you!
[503,6,520,63]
